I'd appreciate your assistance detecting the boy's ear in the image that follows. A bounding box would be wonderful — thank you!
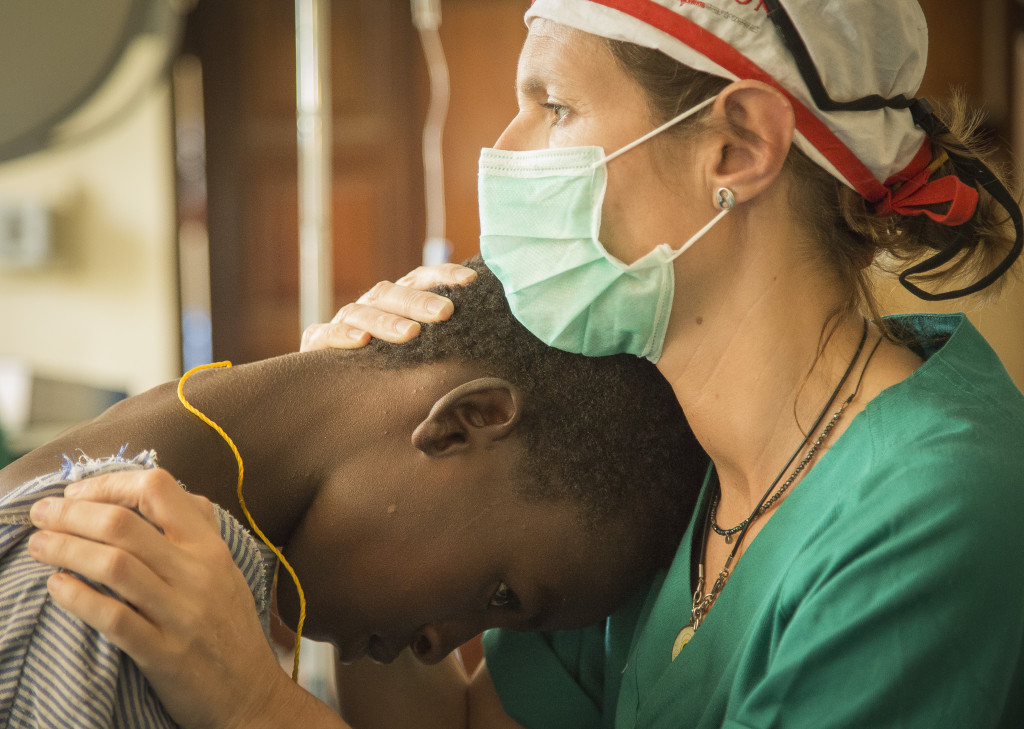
[412,377,523,457]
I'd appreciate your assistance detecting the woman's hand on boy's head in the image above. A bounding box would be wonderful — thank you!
[300,263,477,352]
[393,262,477,290]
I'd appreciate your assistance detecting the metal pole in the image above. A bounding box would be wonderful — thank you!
[295,0,333,330]
[412,0,451,266]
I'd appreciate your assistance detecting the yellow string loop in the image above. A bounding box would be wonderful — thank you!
[177,361,306,682]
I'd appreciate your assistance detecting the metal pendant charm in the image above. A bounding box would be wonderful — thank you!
[672,625,695,660]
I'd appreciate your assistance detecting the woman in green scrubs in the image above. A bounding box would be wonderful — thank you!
[28,1,1024,727]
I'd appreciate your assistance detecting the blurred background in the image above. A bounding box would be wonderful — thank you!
[0,0,1021,454]
[0,0,1021,705]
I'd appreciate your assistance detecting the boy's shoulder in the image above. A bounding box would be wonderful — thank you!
[0,450,275,728]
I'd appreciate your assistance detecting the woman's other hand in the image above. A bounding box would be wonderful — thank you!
[27,469,338,729]
[300,263,477,352]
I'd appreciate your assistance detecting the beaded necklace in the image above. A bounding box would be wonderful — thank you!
[672,322,883,659]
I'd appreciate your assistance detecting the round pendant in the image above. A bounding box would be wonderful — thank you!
[724,533,733,544]
[671,625,695,660]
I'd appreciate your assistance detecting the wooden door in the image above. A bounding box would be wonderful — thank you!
[185,0,425,364]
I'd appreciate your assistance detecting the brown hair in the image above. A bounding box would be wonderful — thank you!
[606,39,1020,332]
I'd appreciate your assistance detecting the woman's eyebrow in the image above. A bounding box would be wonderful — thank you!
[517,76,547,98]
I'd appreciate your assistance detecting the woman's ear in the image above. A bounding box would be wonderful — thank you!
[411,377,523,457]
[707,79,795,203]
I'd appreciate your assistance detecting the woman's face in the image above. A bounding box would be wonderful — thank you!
[495,19,704,265]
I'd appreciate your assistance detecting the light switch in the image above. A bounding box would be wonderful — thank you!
[0,200,51,269]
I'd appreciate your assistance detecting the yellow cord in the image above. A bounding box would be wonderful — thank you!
[176,361,306,682]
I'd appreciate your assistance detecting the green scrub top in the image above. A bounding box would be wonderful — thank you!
[485,313,1024,729]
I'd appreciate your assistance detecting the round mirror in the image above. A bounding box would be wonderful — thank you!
[0,0,188,163]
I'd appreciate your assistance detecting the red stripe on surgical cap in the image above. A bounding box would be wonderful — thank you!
[585,0,906,200]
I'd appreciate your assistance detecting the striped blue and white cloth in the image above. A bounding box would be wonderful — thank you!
[0,450,276,728]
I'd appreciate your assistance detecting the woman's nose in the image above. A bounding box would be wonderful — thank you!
[493,112,542,151]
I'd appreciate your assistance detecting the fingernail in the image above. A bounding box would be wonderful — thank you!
[64,483,83,497]
[30,499,50,523]
[28,531,47,551]
[397,321,417,337]
[426,299,445,315]
[348,328,366,341]
[455,270,476,284]
[48,572,69,593]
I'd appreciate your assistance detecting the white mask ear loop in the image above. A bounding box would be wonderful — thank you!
[592,95,719,168]
[589,95,729,261]
[668,195,732,261]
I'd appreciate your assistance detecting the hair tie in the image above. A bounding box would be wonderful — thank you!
[875,155,978,226]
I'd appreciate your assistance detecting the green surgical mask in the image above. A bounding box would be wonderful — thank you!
[479,96,729,362]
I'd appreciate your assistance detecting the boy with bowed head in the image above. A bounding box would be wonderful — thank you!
[31,0,1024,727]
[3,258,704,728]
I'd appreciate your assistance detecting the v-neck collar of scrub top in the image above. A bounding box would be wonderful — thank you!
[614,313,970,728]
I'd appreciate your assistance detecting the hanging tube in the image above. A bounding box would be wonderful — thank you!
[295,0,333,329]
[412,0,452,265]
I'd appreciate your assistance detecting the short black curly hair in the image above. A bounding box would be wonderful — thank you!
[355,257,706,563]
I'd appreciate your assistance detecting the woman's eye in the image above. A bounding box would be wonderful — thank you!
[489,582,520,610]
[541,102,569,124]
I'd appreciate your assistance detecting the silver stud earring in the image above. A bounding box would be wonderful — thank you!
[715,187,735,211]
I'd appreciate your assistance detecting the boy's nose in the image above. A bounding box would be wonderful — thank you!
[410,623,469,665]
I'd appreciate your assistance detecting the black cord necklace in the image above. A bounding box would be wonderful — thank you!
[672,320,882,659]
[711,319,869,541]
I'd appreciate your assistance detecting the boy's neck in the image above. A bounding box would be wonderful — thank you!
[149,351,373,546]
[2,352,490,551]
[0,352,382,546]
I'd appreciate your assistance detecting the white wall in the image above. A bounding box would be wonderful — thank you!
[0,83,179,397]
[967,284,1024,389]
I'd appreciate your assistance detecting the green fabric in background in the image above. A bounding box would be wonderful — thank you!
[0,425,10,468]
